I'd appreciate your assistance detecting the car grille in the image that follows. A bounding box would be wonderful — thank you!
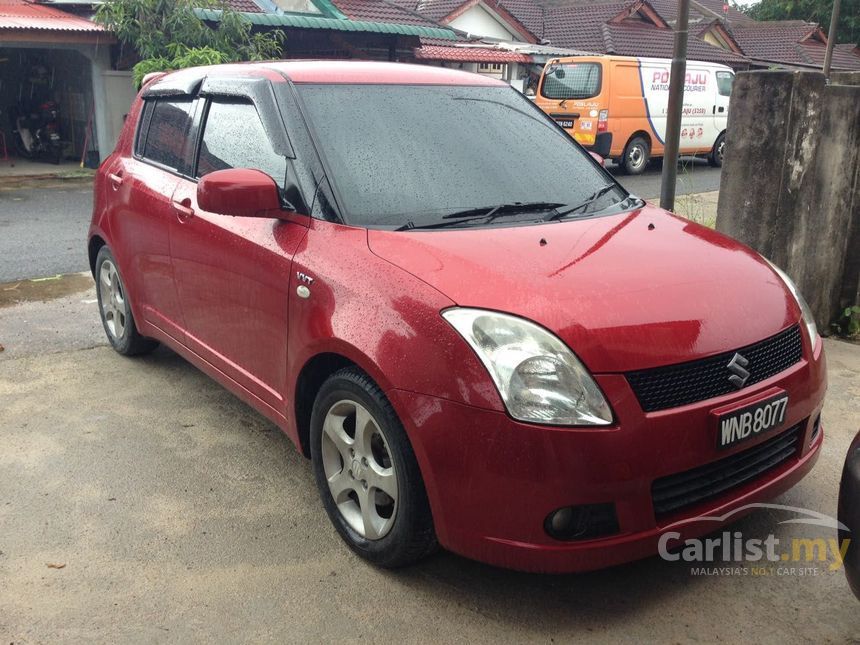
[651,422,803,519]
[626,325,802,412]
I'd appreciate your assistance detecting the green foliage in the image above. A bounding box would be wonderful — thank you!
[832,305,860,338]
[744,0,859,44]
[95,0,285,86]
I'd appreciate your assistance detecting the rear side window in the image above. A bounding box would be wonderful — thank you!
[140,98,194,171]
[716,71,735,97]
[542,63,601,100]
[196,100,287,188]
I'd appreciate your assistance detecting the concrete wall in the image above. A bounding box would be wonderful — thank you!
[715,70,860,331]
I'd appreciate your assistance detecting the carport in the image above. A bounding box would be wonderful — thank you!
[0,0,128,167]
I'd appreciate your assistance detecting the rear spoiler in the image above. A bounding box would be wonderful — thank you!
[141,71,168,89]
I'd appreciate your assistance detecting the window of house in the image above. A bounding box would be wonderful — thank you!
[141,98,194,171]
[195,99,287,188]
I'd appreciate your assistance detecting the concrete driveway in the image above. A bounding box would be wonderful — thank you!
[1,276,858,642]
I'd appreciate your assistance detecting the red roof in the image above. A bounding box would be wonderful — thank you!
[0,0,107,31]
[798,42,860,71]
[604,23,749,66]
[226,0,264,12]
[414,43,532,61]
[334,0,443,26]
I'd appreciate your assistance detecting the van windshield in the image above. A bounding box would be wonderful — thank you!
[297,84,626,229]
[541,63,601,100]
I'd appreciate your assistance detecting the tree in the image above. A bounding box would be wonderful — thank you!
[744,0,859,44]
[96,0,285,86]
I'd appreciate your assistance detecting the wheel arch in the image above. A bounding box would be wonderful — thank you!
[625,130,652,153]
[294,350,387,459]
[88,235,106,278]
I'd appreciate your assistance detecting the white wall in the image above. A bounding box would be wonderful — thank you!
[448,4,517,40]
[102,71,137,153]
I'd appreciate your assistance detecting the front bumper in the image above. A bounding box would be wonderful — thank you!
[389,340,826,573]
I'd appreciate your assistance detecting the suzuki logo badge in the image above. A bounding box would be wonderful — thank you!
[727,353,751,389]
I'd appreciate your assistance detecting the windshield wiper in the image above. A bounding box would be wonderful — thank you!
[441,201,566,220]
[543,185,620,222]
[395,202,565,231]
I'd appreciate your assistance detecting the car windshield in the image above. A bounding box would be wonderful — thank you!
[297,84,628,229]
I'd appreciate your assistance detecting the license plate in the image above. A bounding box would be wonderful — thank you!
[555,119,574,129]
[717,393,788,450]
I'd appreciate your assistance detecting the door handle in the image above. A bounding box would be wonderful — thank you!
[718,106,725,113]
[173,197,194,222]
[108,171,123,190]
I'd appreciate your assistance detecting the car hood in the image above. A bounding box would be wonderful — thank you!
[367,204,800,373]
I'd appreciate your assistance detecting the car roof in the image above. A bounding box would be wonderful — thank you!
[146,60,507,91]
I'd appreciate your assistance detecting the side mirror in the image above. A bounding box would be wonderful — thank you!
[197,168,283,218]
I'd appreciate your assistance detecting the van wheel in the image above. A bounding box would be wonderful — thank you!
[709,133,726,167]
[95,246,158,356]
[310,367,437,568]
[622,136,650,175]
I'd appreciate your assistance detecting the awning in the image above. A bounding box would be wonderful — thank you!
[194,8,458,40]
[0,0,107,32]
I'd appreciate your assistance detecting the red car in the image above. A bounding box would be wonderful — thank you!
[88,61,826,573]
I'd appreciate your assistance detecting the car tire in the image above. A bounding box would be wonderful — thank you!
[708,132,726,167]
[95,246,158,356]
[310,367,437,568]
[622,136,650,175]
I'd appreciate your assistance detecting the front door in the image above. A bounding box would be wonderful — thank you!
[169,97,307,412]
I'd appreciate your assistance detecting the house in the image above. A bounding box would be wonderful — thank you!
[395,0,860,76]
[0,0,130,163]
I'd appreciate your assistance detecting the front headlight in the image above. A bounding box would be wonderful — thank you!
[763,258,819,346]
[442,308,613,426]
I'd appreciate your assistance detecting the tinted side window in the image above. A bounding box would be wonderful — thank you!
[142,99,194,170]
[196,100,287,188]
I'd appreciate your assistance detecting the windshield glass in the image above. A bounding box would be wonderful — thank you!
[541,63,601,100]
[297,84,626,229]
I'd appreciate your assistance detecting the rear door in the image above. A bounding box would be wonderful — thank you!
[104,97,194,341]
[169,83,307,412]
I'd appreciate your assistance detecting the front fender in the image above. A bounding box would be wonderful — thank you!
[286,220,504,423]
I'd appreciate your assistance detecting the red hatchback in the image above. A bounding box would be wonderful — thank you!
[88,61,826,573]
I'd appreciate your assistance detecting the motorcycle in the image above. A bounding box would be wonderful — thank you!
[10,100,63,164]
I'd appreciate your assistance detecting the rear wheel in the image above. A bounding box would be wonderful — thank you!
[310,367,437,568]
[708,132,726,167]
[95,246,158,356]
[622,136,650,175]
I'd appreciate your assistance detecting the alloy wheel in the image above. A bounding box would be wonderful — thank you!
[99,259,127,340]
[320,399,398,540]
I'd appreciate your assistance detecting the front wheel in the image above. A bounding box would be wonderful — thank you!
[621,136,650,175]
[310,367,437,568]
[709,132,726,167]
